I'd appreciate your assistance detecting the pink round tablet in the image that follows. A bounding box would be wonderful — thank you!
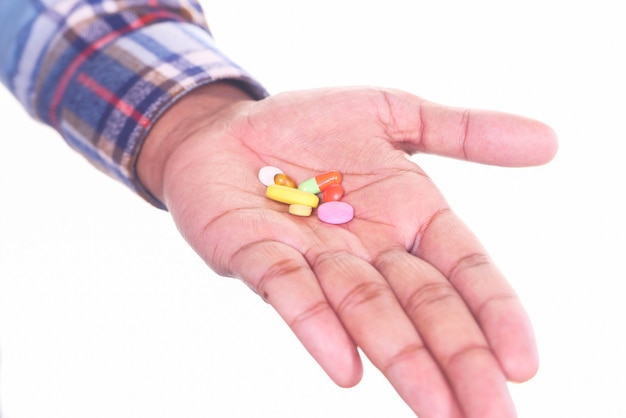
[317,201,354,224]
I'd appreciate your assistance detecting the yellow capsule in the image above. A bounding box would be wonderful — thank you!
[274,173,296,188]
[288,204,313,217]
[266,184,319,208]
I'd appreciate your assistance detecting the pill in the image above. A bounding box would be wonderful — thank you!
[317,201,354,224]
[266,184,319,208]
[274,173,296,188]
[322,183,344,202]
[289,204,313,217]
[298,171,342,194]
[258,166,283,186]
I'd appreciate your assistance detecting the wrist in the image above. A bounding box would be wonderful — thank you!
[137,81,254,206]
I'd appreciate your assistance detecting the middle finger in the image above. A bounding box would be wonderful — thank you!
[374,247,515,418]
[310,249,463,418]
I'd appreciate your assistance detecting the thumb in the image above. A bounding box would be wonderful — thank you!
[378,89,559,167]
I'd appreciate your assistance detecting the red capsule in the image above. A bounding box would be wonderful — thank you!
[322,183,344,202]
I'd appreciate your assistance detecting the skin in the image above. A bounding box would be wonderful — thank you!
[137,81,558,417]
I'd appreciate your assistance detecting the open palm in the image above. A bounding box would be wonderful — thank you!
[143,86,557,417]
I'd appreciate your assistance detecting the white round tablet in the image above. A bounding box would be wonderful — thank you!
[258,166,283,186]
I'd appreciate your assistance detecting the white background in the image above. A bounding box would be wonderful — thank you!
[1,0,624,417]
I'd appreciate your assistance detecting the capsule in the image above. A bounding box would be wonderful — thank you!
[298,171,342,194]
[274,173,296,188]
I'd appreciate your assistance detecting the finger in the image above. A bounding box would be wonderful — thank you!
[377,89,558,166]
[416,209,540,382]
[375,248,517,418]
[310,249,464,418]
[228,240,363,388]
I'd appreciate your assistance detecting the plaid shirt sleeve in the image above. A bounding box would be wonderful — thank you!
[0,0,268,208]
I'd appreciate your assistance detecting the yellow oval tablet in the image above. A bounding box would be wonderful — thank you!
[266,184,319,208]
[289,204,313,217]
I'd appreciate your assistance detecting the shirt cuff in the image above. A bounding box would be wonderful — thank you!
[36,18,267,208]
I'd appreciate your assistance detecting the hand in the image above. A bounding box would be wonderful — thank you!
[138,82,558,417]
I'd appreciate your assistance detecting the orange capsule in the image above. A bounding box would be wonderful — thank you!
[274,173,296,188]
[322,183,344,202]
[298,171,342,194]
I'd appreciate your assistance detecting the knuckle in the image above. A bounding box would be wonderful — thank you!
[403,281,458,318]
[448,252,492,282]
[288,301,333,329]
[459,108,472,160]
[337,281,390,317]
[444,344,492,370]
[382,343,428,374]
[255,258,308,302]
